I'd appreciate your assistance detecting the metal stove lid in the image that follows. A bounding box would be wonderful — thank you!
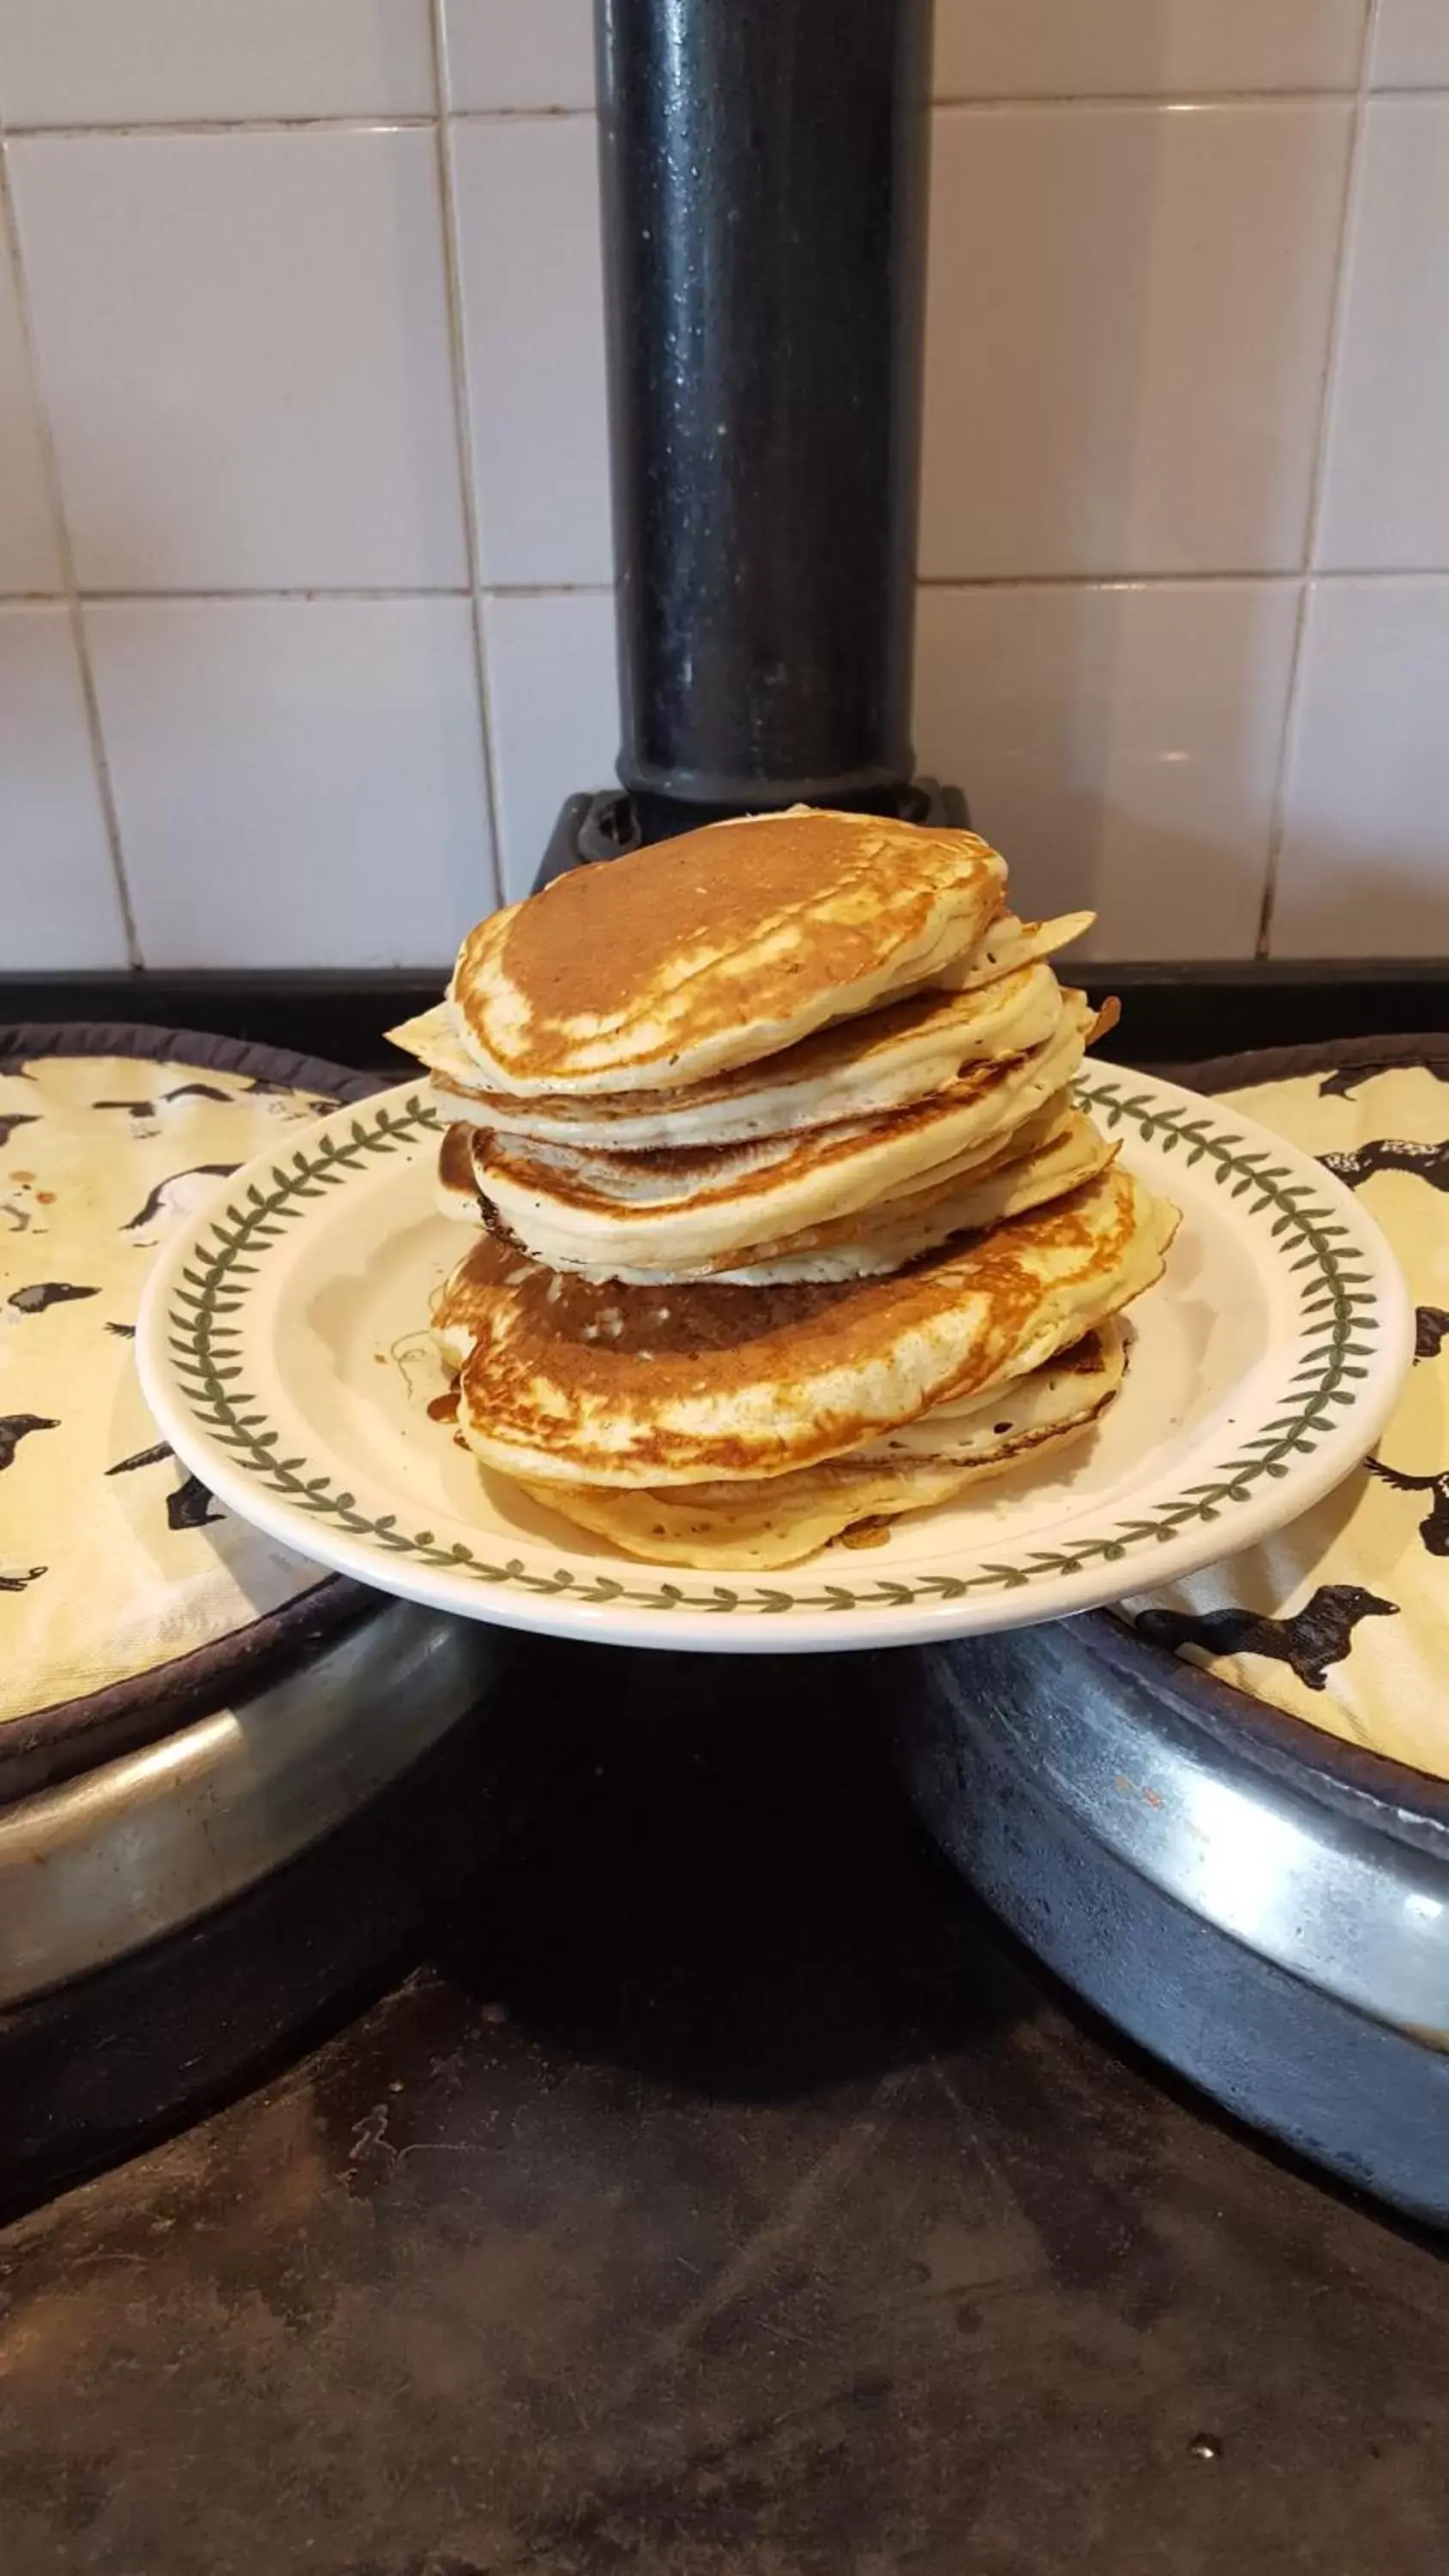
[897,1034,1449,2224]
[0,1597,495,2010]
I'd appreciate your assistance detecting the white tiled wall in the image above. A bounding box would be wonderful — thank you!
[0,0,1444,965]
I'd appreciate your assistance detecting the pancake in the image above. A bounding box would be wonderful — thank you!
[514,1321,1125,1568]
[937,908,1094,993]
[702,1109,1116,1283]
[854,1313,1126,1460]
[433,1161,1178,1490]
[394,920,1089,1151]
[439,1101,1117,1285]
[459,992,1099,1279]
[445,806,1008,1097]
[427,957,1061,1149]
[513,1455,1010,1571]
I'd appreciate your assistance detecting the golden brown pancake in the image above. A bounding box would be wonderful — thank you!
[855,1315,1125,1458]
[515,1455,995,1571]
[431,957,1061,1146]
[458,993,1097,1278]
[433,1163,1178,1490]
[446,806,1008,1097]
[394,918,1091,1150]
[438,1099,1117,1285]
[512,1323,1128,1569]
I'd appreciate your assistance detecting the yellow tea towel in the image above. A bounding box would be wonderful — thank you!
[0,1049,345,1727]
[1128,1059,1447,1778]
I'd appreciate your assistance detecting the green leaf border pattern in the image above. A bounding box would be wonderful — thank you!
[164,1078,1381,1619]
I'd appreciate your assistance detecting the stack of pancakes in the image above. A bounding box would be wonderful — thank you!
[391,807,1179,1571]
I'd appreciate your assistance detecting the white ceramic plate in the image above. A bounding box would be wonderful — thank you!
[137,1065,1412,1656]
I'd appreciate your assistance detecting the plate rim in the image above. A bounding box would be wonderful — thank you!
[136,1061,1414,1655]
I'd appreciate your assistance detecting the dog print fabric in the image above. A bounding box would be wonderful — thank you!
[1129,1060,1447,1778]
[0,1052,336,1722]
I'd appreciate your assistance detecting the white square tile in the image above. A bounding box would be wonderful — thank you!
[483,589,617,899]
[0,0,436,125]
[87,598,494,966]
[913,580,1299,957]
[934,0,1367,98]
[0,206,61,592]
[452,115,611,587]
[0,605,126,965]
[1317,100,1449,573]
[1272,580,1449,957]
[922,103,1352,579]
[443,0,594,112]
[1370,0,1449,88]
[9,129,466,591]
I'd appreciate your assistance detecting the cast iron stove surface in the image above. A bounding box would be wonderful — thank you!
[1,1646,1443,2576]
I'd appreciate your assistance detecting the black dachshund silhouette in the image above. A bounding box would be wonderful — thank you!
[106,1441,172,1475]
[0,1112,39,1149]
[7,1279,100,1315]
[95,1077,311,1108]
[1367,1457,1449,1557]
[1415,1307,1449,1362]
[1319,1061,1449,1103]
[106,1440,223,1529]
[1136,1583,1398,1692]
[94,1099,160,1124]
[1320,1138,1449,1194]
[0,1413,58,1471]
[167,1475,223,1532]
[95,1083,234,1121]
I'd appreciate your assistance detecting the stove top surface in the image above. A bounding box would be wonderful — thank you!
[2,1648,1441,2576]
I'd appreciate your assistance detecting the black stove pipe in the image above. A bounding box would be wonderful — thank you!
[596,0,934,836]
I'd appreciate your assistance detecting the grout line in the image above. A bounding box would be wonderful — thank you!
[1,86,1442,145]
[1257,0,1380,958]
[0,568,1442,611]
[1,570,1445,611]
[931,88,1366,113]
[0,131,140,965]
[8,88,1446,144]
[3,115,438,140]
[76,586,474,604]
[1294,33,1376,581]
[1231,564,1449,583]
[481,580,616,600]
[920,568,1449,588]
[429,0,504,910]
[1255,577,1312,961]
[448,106,595,125]
[917,569,1306,591]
